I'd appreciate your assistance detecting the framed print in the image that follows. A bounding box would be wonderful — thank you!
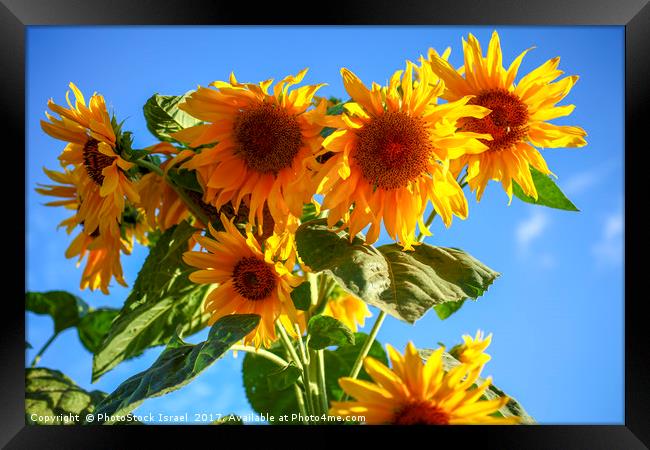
[3,0,648,447]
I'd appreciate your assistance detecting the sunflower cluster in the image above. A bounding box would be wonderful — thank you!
[37,31,584,424]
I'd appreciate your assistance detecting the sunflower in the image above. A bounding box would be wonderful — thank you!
[40,82,140,240]
[455,330,492,366]
[323,294,372,332]
[36,167,144,294]
[330,341,518,425]
[182,214,303,348]
[172,70,326,236]
[425,31,587,201]
[312,63,492,250]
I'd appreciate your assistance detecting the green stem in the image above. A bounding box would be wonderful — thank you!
[316,349,329,414]
[416,173,468,243]
[134,158,211,226]
[230,345,288,368]
[340,310,387,401]
[276,322,303,372]
[294,324,319,416]
[277,322,314,419]
[30,332,59,368]
[293,384,309,424]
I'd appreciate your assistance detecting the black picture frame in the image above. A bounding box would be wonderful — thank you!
[4,0,648,447]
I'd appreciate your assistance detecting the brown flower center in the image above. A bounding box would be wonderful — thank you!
[463,88,529,151]
[392,401,450,425]
[83,138,115,185]
[233,103,303,174]
[232,256,277,301]
[353,111,432,190]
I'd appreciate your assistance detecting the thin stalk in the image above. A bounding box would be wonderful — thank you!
[30,332,59,368]
[134,158,211,226]
[277,322,314,417]
[315,349,329,414]
[230,345,288,368]
[416,174,468,243]
[294,324,319,416]
[293,384,309,424]
[340,310,387,401]
[276,322,303,372]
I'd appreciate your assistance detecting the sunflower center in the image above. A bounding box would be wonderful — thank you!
[392,401,450,425]
[353,111,432,190]
[232,256,277,301]
[233,103,303,174]
[464,88,529,151]
[82,138,115,185]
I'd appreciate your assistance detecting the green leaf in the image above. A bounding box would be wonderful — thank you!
[26,291,89,334]
[76,308,120,354]
[418,349,535,424]
[307,315,355,350]
[323,332,388,401]
[166,168,203,193]
[290,279,315,311]
[434,299,465,320]
[295,220,499,323]
[300,202,325,223]
[242,343,300,421]
[266,362,302,391]
[95,314,260,422]
[92,221,210,381]
[26,368,107,425]
[143,93,202,143]
[513,166,579,211]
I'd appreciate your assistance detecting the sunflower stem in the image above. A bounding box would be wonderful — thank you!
[294,324,320,416]
[293,384,310,424]
[230,345,288,367]
[277,321,314,418]
[30,332,59,368]
[134,157,211,226]
[316,349,329,414]
[340,310,387,401]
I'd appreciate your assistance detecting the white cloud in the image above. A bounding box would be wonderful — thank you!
[592,212,624,267]
[563,170,602,196]
[516,210,549,252]
[562,160,621,197]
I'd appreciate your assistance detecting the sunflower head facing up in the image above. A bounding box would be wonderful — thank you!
[183,214,303,348]
[323,293,372,332]
[172,70,327,238]
[425,31,587,201]
[40,82,140,240]
[330,340,518,425]
[312,63,492,251]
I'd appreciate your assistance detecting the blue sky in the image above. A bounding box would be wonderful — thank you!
[25,26,624,424]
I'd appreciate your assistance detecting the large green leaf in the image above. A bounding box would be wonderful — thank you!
[92,222,210,381]
[418,349,535,424]
[143,93,202,142]
[433,299,465,320]
[324,332,389,401]
[95,314,260,422]
[243,332,388,421]
[242,343,300,421]
[513,166,579,211]
[295,220,499,323]
[26,291,89,333]
[77,308,120,354]
[26,368,106,425]
[307,315,355,350]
